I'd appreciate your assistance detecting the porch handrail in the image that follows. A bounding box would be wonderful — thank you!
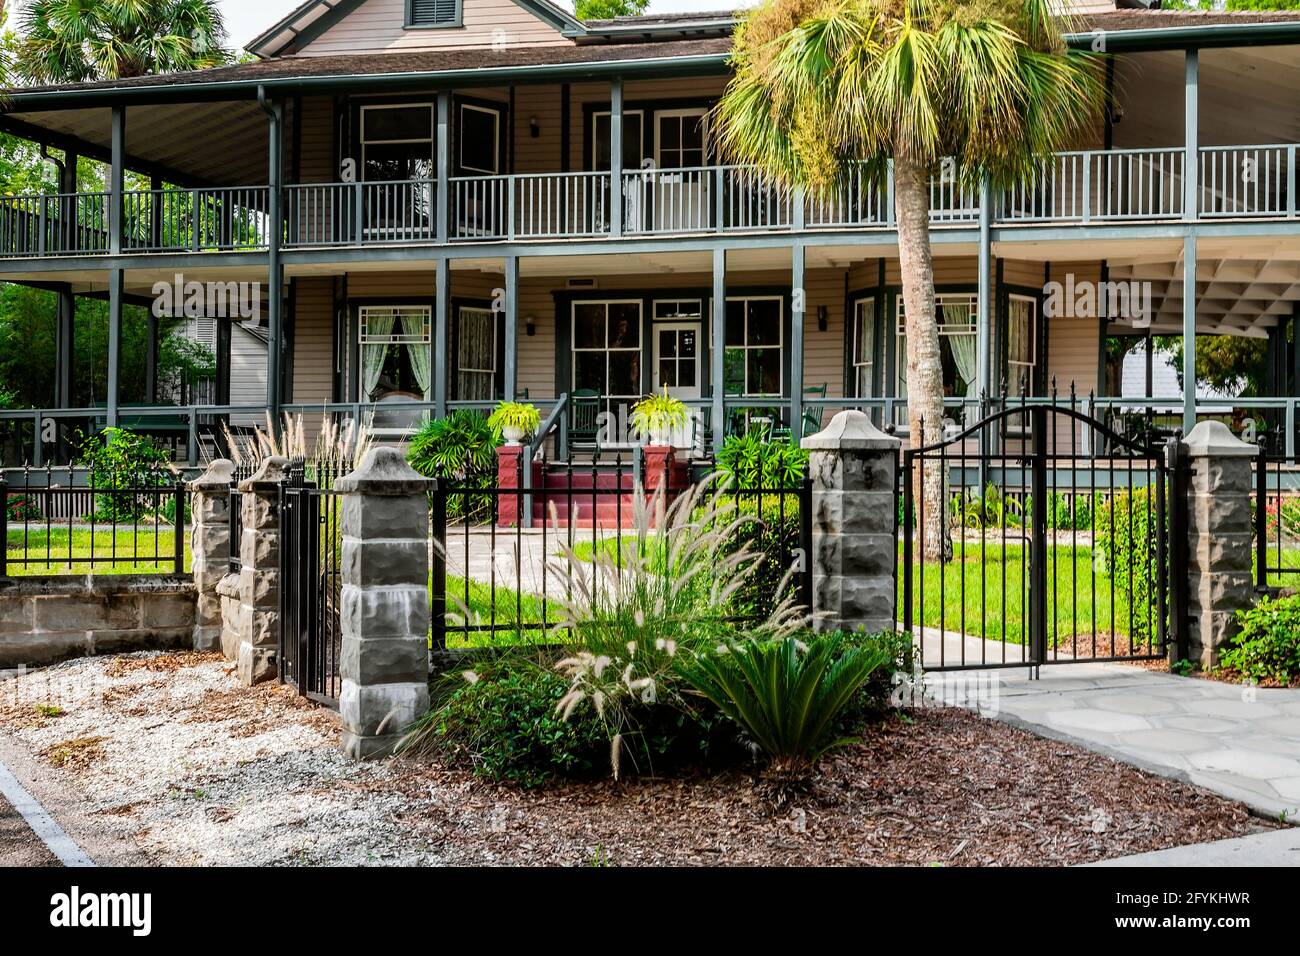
[520,392,569,529]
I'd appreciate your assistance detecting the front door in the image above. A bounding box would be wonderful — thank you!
[653,109,709,232]
[653,321,702,448]
[653,322,703,400]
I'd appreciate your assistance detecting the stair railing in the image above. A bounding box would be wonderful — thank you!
[520,393,570,530]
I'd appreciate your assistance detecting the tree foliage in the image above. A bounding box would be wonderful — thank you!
[575,0,648,19]
[715,0,1106,192]
[1154,334,1269,398]
[15,0,231,84]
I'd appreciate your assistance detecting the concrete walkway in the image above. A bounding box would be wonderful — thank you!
[957,662,1300,820]
[1088,827,1300,866]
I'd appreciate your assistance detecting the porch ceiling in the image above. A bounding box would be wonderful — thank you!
[1115,45,1300,149]
[2,101,271,187]
[1107,256,1300,338]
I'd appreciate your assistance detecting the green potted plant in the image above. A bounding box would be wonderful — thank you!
[488,401,542,446]
[631,389,689,445]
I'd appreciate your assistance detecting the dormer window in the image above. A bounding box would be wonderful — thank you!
[407,0,461,28]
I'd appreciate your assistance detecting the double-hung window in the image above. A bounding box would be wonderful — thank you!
[896,293,979,427]
[358,305,432,402]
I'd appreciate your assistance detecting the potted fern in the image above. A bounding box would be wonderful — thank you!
[488,401,542,446]
[630,389,689,446]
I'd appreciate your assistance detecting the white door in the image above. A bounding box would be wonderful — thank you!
[653,109,709,232]
[653,321,702,447]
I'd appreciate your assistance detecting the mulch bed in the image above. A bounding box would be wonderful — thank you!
[391,708,1275,867]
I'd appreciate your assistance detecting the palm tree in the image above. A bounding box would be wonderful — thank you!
[16,0,230,84]
[716,0,1104,559]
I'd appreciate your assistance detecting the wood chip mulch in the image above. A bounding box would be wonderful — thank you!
[390,708,1277,867]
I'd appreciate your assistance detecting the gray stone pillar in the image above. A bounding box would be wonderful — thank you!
[335,448,431,760]
[236,456,288,686]
[802,411,902,634]
[188,459,234,652]
[1183,421,1257,668]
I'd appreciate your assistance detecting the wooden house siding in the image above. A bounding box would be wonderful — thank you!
[299,0,569,57]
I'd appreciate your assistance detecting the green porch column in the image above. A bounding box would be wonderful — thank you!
[977,175,993,412]
[1183,233,1197,434]
[434,259,449,418]
[1184,49,1199,221]
[264,93,284,422]
[610,79,624,239]
[711,247,726,449]
[790,242,805,436]
[107,269,123,428]
[436,92,450,245]
[503,255,518,403]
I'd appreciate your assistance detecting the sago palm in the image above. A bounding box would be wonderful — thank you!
[16,0,230,84]
[715,0,1104,559]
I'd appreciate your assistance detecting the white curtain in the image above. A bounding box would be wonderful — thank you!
[945,300,979,425]
[403,311,431,399]
[362,310,396,401]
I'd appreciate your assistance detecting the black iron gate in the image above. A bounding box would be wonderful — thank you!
[279,465,343,706]
[901,397,1189,672]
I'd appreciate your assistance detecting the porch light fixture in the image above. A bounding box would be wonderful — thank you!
[817,306,829,332]
[530,117,540,139]
[525,316,536,337]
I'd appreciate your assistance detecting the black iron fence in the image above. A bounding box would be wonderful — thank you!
[277,460,344,706]
[0,465,187,576]
[430,451,812,651]
[900,392,1187,671]
[1252,443,1300,589]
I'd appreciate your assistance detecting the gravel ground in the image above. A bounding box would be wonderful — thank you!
[0,652,1278,866]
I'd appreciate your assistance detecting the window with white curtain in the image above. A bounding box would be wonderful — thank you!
[895,293,978,426]
[456,306,497,401]
[853,297,876,398]
[1006,294,1037,400]
[358,305,432,401]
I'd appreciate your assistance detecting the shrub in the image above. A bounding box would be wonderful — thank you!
[6,493,41,522]
[675,632,890,776]
[403,660,608,788]
[1222,596,1300,685]
[1093,488,1159,640]
[78,427,175,521]
[715,432,808,489]
[406,410,500,522]
[720,495,802,616]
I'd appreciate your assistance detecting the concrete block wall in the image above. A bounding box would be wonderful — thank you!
[0,577,196,669]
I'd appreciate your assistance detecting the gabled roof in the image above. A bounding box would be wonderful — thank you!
[247,0,588,57]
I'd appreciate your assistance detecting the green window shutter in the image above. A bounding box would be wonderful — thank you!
[410,0,459,26]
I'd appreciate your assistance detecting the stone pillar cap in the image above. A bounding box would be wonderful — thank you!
[238,455,290,491]
[335,447,429,495]
[189,458,235,491]
[1183,420,1259,459]
[802,410,901,452]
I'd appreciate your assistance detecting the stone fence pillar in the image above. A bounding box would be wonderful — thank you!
[336,448,431,760]
[188,459,234,652]
[236,456,288,686]
[802,411,902,635]
[1183,421,1257,668]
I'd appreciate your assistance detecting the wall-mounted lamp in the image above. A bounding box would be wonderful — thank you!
[529,117,540,139]
[525,316,536,337]
[817,306,829,333]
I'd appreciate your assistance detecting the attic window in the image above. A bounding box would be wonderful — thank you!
[408,0,461,28]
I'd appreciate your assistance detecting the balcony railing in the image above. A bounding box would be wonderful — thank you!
[3,144,1300,258]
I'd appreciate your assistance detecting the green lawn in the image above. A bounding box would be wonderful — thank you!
[6,527,191,576]
[438,574,554,648]
[900,541,1155,652]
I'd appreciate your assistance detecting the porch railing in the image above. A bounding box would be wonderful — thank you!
[123,186,272,252]
[0,192,110,257]
[6,143,1300,257]
[1199,144,1297,219]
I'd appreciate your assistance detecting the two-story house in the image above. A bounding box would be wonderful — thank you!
[3,1,1300,467]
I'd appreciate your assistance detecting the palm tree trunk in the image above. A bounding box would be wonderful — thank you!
[894,157,950,562]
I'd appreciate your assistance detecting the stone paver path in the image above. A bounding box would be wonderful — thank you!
[956,662,1300,819]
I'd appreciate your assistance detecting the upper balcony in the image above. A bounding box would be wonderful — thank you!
[0,144,1295,260]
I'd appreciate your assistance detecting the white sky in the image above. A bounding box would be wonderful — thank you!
[220,0,748,50]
